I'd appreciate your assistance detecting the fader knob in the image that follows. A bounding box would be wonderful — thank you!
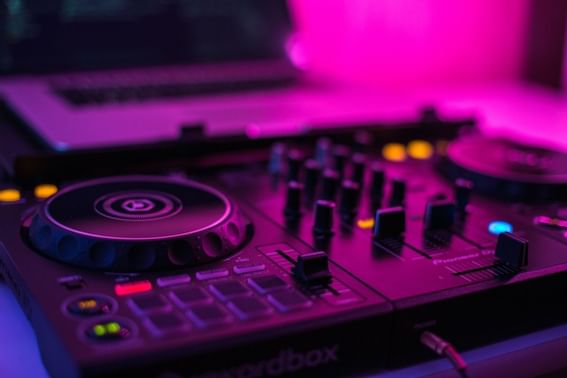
[284,181,303,219]
[339,180,361,222]
[293,251,332,284]
[424,199,456,229]
[389,178,406,207]
[373,207,405,239]
[313,200,335,235]
[320,169,340,201]
[495,232,528,269]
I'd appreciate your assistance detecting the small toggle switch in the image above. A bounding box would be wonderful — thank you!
[292,251,332,284]
[495,232,528,269]
[424,199,456,230]
[373,207,405,239]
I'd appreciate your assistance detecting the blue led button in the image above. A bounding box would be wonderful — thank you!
[488,221,513,235]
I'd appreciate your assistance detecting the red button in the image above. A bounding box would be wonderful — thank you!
[114,280,152,296]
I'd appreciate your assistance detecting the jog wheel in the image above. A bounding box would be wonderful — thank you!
[25,176,252,271]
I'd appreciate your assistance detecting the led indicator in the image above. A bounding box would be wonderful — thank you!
[488,221,513,235]
[0,189,21,203]
[106,322,121,334]
[93,325,106,337]
[78,300,97,310]
[357,218,375,230]
[114,280,152,296]
[34,184,58,199]
[382,143,407,162]
[407,140,434,160]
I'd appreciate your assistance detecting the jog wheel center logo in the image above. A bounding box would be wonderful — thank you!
[94,191,183,221]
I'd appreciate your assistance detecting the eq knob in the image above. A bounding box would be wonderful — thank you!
[424,199,456,230]
[268,143,286,178]
[284,181,303,220]
[455,178,474,214]
[320,169,340,201]
[303,159,321,203]
[287,149,304,182]
[339,180,361,222]
[370,162,385,209]
[389,178,406,207]
[315,137,333,168]
[313,200,335,235]
[333,144,351,178]
[351,153,367,186]
[373,207,405,240]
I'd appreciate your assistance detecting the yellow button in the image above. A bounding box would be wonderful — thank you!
[0,189,21,202]
[382,143,406,162]
[407,140,434,160]
[34,184,58,199]
[356,218,375,230]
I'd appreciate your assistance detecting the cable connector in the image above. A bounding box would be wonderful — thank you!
[420,331,468,377]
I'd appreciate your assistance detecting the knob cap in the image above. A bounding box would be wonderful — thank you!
[370,162,385,209]
[333,144,351,178]
[351,153,367,186]
[284,181,303,219]
[303,159,321,202]
[424,199,456,230]
[315,137,333,168]
[455,178,474,213]
[268,143,286,177]
[320,169,340,201]
[353,130,373,153]
[339,180,361,221]
[293,251,332,284]
[389,178,406,207]
[495,232,528,269]
[373,207,405,239]
[313,200,335,235]
[287,149,303,182]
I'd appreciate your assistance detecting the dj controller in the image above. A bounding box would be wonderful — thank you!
[1,110,567,377]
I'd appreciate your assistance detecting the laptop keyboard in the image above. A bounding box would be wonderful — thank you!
[54,77,294,106]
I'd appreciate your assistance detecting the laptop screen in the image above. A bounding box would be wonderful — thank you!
[0,0,292,75]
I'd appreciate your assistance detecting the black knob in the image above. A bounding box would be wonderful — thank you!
[389,178,406,207]
[287,149,303,182]
[455,178,473,213]
[268,143,286,177]
[495,232,528,269]
[373,207,405,239]
[292,251,332,284]
[351,153,366,186]
[353,130,373,153]
[333,144,351,178]
[370,162,385,208]
[315,137,333,168]
[339,180,361,222]
[303,159,321,202]
[313,200,335,235]
[424,199,456,230]
[284,181,303,219]
[320,169,340,201]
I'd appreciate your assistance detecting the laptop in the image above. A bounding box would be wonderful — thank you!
[0,0,420,152]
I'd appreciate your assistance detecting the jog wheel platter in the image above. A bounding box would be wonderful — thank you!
[443,135,567,201]
[25,176,251,271]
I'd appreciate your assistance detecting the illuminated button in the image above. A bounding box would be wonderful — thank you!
[356,218,375,230]
[34,184,58,199]
[187,304,232,328]
[86,320,132,341]
[533,215,567,230]
[407,140,433,160]
[196,268,229,281]
[488,221,513,235]
[128,294,171,314]
[0,189,21,203]
[382,143,406,162]
[67,295,115,316]
[209,280,251,301]
[114,280,152,296]
[233,263,266,275]
[169,287,211,307]
[156,274,191,288]
[227,297,271,320]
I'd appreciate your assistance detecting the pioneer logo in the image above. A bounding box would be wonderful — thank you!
[194,345,339,378]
